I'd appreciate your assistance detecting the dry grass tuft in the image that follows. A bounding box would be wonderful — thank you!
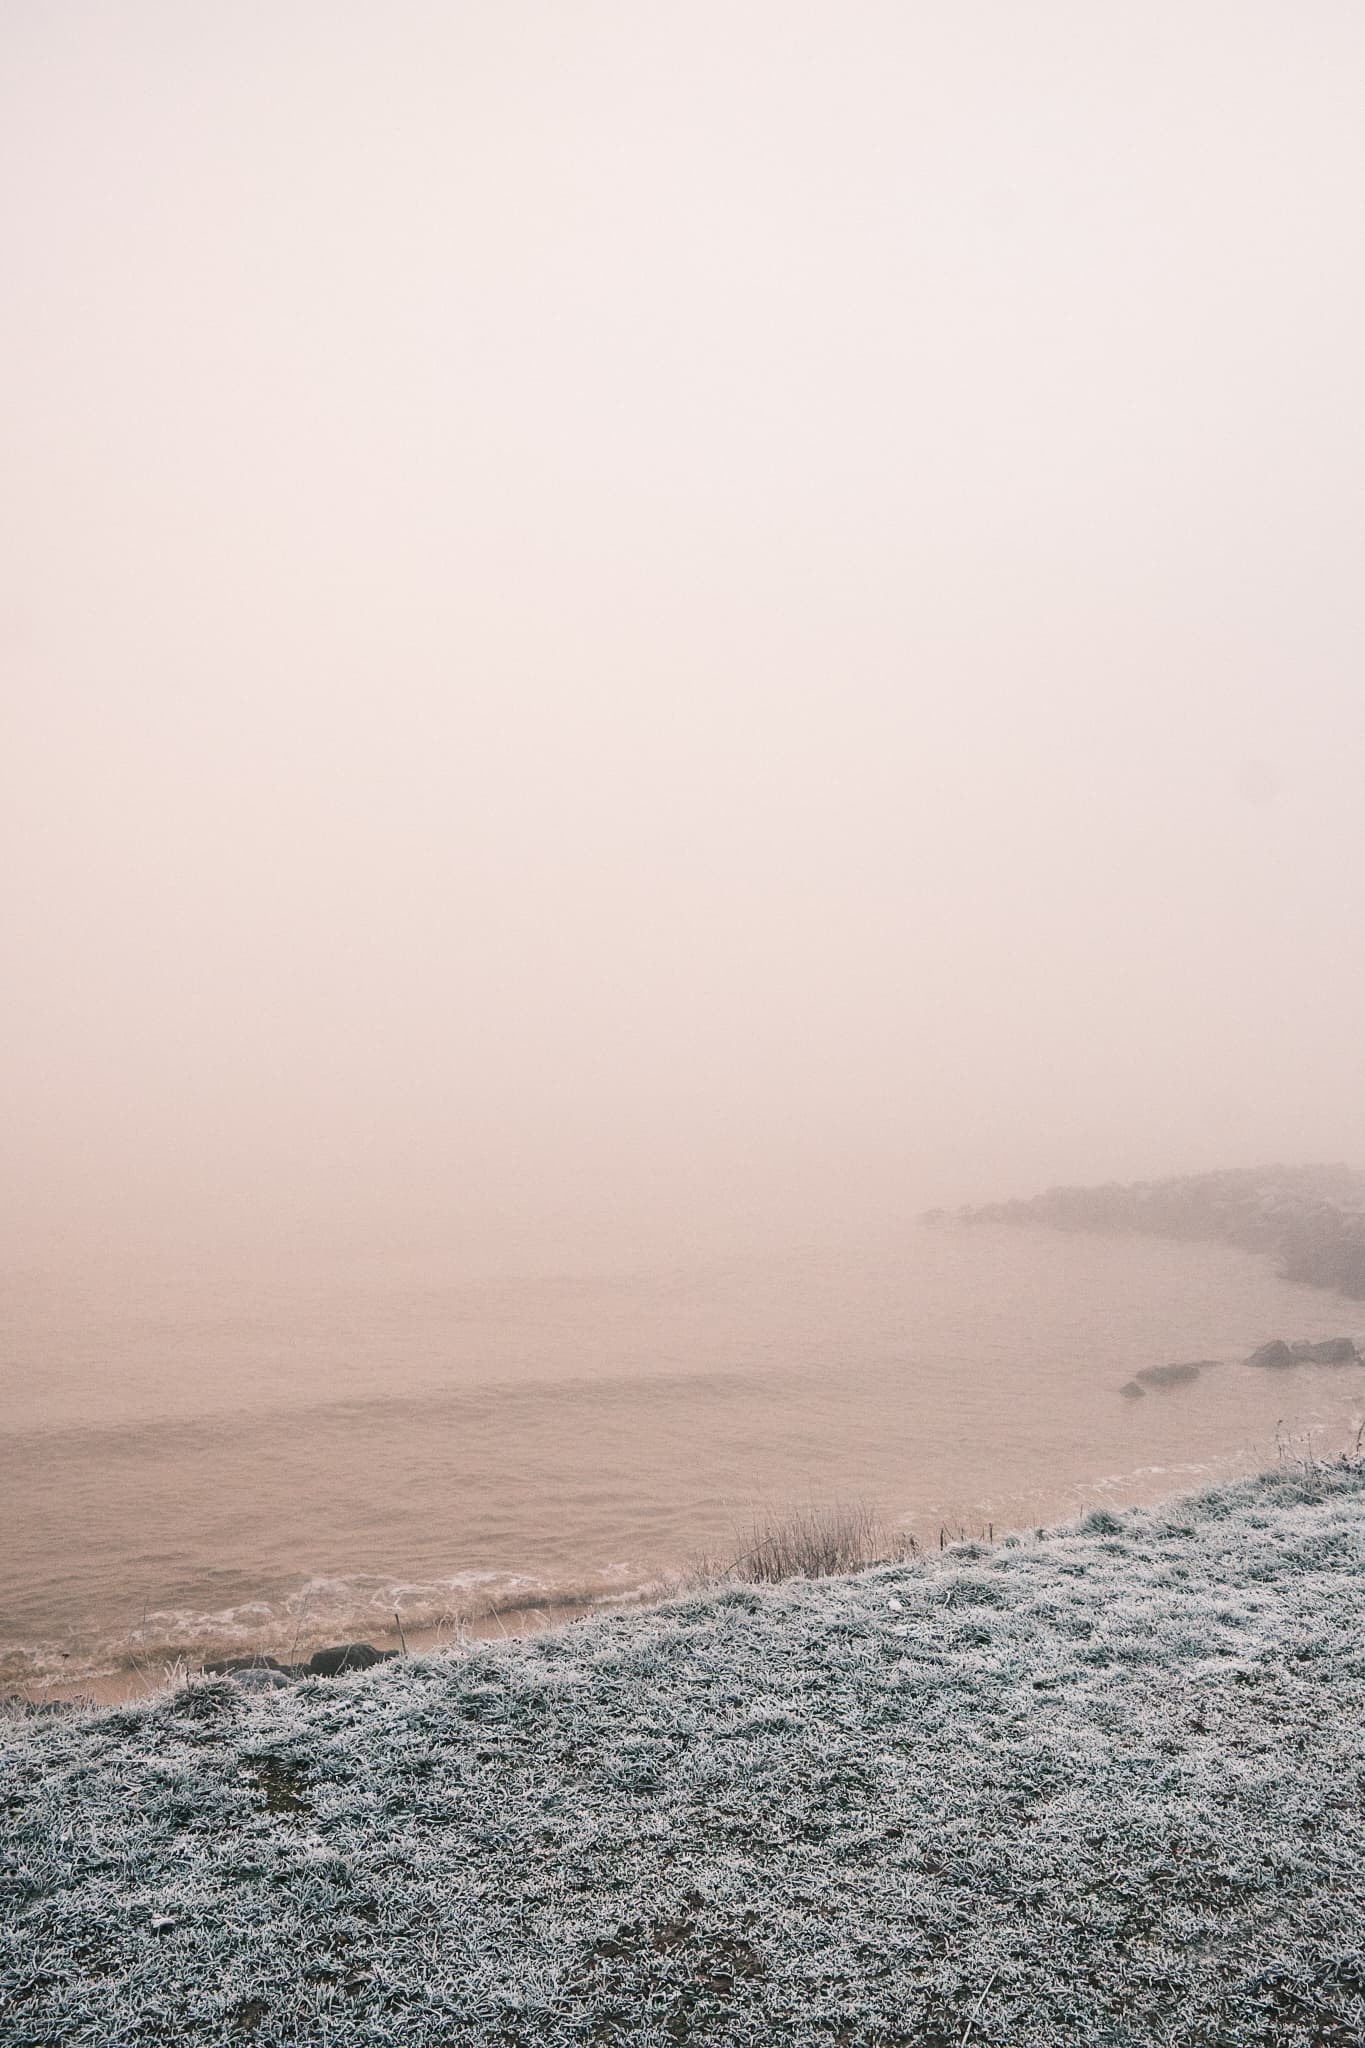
[718,1499,901,1584]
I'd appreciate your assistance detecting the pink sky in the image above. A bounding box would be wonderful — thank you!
[3,2,1364,1260]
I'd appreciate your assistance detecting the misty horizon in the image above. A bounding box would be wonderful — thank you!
[4,1,1365,1268]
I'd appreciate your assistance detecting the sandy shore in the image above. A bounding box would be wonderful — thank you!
[12,1593,647,1709]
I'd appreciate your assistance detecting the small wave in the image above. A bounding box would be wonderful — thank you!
[0,1364,761,1457]
[0,1559,658,1697]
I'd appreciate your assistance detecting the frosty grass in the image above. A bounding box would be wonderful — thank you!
[4,1462,1365,2045]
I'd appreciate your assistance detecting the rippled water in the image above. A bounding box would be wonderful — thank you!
[3,1224,1363,1692]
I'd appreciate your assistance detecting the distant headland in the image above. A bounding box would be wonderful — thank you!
[938,1162,1365,1300]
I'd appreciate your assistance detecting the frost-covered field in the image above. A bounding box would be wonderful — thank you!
[5,1465,1365,2046]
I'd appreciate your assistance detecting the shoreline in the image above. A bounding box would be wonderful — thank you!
[9,1594,634,1711]
[12,1416,1362,1714]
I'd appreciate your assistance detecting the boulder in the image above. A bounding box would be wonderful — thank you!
[1289,1338,1359,1364]
[305,1643,394,1677]
[1135,1361,1205,1389]
[1246,1340,1296,1369]
[205,1655,288,1676]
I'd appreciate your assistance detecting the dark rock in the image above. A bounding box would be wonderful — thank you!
[205,1655,288,1676]
[1289,1338,1359,1364]
[1135,1362,1206,1389]
[305,1643,394,1677]
[1118,1380,1145,1399]
[1247,1340,1296,1369]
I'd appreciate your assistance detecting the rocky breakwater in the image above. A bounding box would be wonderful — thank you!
[1119,1360,1219,1398]
[1247,1337,1362,1369]
[1118,1336,1361,1400]
[954,1162,1365,1300]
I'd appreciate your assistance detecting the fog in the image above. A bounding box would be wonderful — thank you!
[4,1,1364,1268]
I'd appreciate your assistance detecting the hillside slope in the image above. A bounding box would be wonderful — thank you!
[5,1463,1365,2046]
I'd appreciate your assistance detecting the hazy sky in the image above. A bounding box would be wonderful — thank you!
[3,2,1364,1260]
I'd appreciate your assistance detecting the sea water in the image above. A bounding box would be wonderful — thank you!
[3,1223,1362,1693]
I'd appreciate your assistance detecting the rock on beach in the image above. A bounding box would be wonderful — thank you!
[204,1644,395,1684]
